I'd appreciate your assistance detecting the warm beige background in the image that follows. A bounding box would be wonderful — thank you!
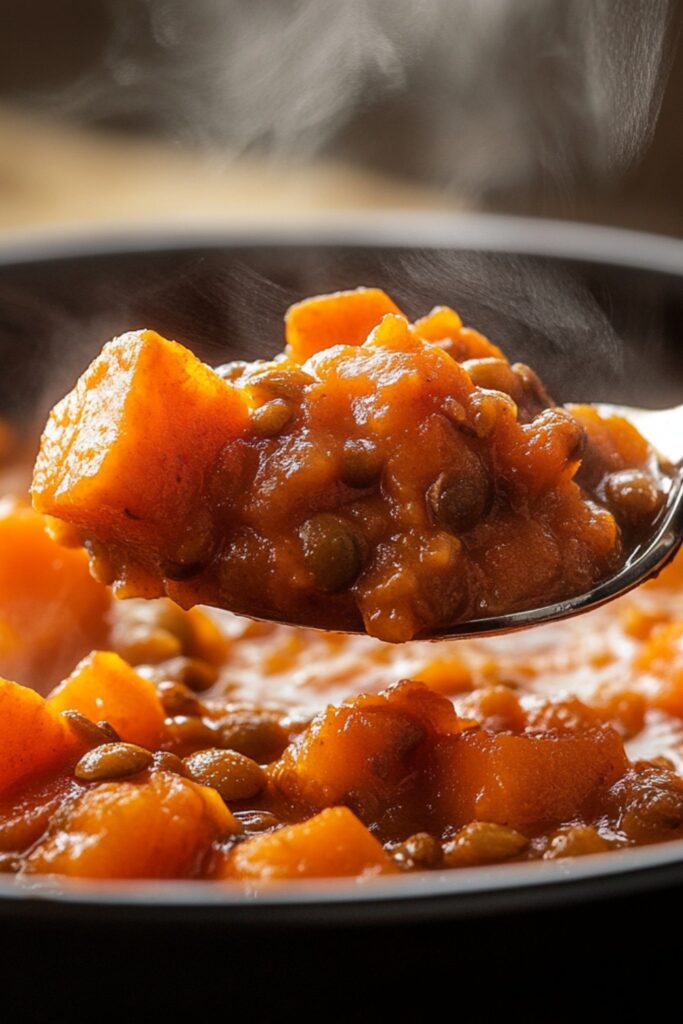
[0,107,458,232]
[0,3,680,236]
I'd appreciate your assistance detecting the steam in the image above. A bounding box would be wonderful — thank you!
[3,1,680,427]
[40,0,678,199]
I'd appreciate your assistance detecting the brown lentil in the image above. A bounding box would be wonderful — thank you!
[157,680,202,717]
[340,439,383,489]
[300,513,362,593]
[542,825,610,859]
[250,398,294,438]
[183,748,266,802]
[443,822,529,867]
[248,366,313,400]
[164,714,217,753]
[96,721,121,742]
[74,742,153,782]
[511,362,553,418]
[426,461,492,534]
[217,710,289,762]
[150,751,188,776]
[233,810,281,834]
[603,468,665,528]
[390,832,442,871]
[463,357,521,397]
[61,709,119,749]
[159,656,219,692]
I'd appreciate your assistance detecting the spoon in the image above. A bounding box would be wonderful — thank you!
[429,402,683,640]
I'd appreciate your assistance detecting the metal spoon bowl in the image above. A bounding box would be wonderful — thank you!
[428,402,683,640]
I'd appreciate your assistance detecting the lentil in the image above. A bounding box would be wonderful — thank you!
[442,822,529,867]
[300,514,362,593]
[250,398,294,438]
[75,742,153,782]
[183,748,266,802]
[61,709,120,749]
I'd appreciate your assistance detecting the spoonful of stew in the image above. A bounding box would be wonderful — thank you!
[31,287,679,643]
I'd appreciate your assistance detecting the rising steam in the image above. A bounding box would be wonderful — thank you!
[42,0,678,199]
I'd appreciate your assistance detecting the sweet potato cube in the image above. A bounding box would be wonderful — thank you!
[0,679,80,795]
[285,287,403,362]
[220,807,397,880]
[32,329,248,555]
[633,623,683,718]
[0,503,111,690]
[48,651,166,749]
[430,725,628,830]
[413,306,504,360]
[272,680,468,817]
[24,772,237,879]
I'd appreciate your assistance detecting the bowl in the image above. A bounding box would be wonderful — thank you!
[1,215,683,992]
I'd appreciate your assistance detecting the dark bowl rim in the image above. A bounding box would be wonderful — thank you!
[0,211,681,273]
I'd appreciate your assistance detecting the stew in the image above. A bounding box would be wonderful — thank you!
[0,289,679,884]
[32,288,668,642]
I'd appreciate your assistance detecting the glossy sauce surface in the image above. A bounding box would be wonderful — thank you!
[32,289,668,642]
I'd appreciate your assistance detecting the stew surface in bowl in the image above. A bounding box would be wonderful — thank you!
[1,280,682,884]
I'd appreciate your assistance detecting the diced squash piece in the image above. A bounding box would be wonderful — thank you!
[32,329,248,557]
[430,725,628,830]
[285,287,403,362]
[185,606,230,666]
[413,306,504,360]
[0,679,80,795]
[272,680,469,816]
[0,502,111,690]
[219,807,397,880]
[24,772,237,879]
[48,651,166,749]
[411,654,472,695]
[570,404,652,491]
[633,623,683,718]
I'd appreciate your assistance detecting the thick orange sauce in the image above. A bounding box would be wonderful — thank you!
[32,289,667,642]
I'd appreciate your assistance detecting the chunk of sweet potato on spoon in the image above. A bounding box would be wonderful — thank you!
[285,287,402,362]
[32,329,248,575]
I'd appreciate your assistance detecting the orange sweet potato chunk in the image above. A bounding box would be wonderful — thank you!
[0,503,111,690]
[32,329,248,557]
[0,679,80,795]
[430,725,628,830]
[24,772,237,879]
[285,287,403,362]
[48,651,166,749]
[413,306,504,360]
[220,807,397,880]
[272,680,470,817]
[633,623,683,718]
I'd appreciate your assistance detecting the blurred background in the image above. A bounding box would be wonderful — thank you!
[0,0,681,235]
